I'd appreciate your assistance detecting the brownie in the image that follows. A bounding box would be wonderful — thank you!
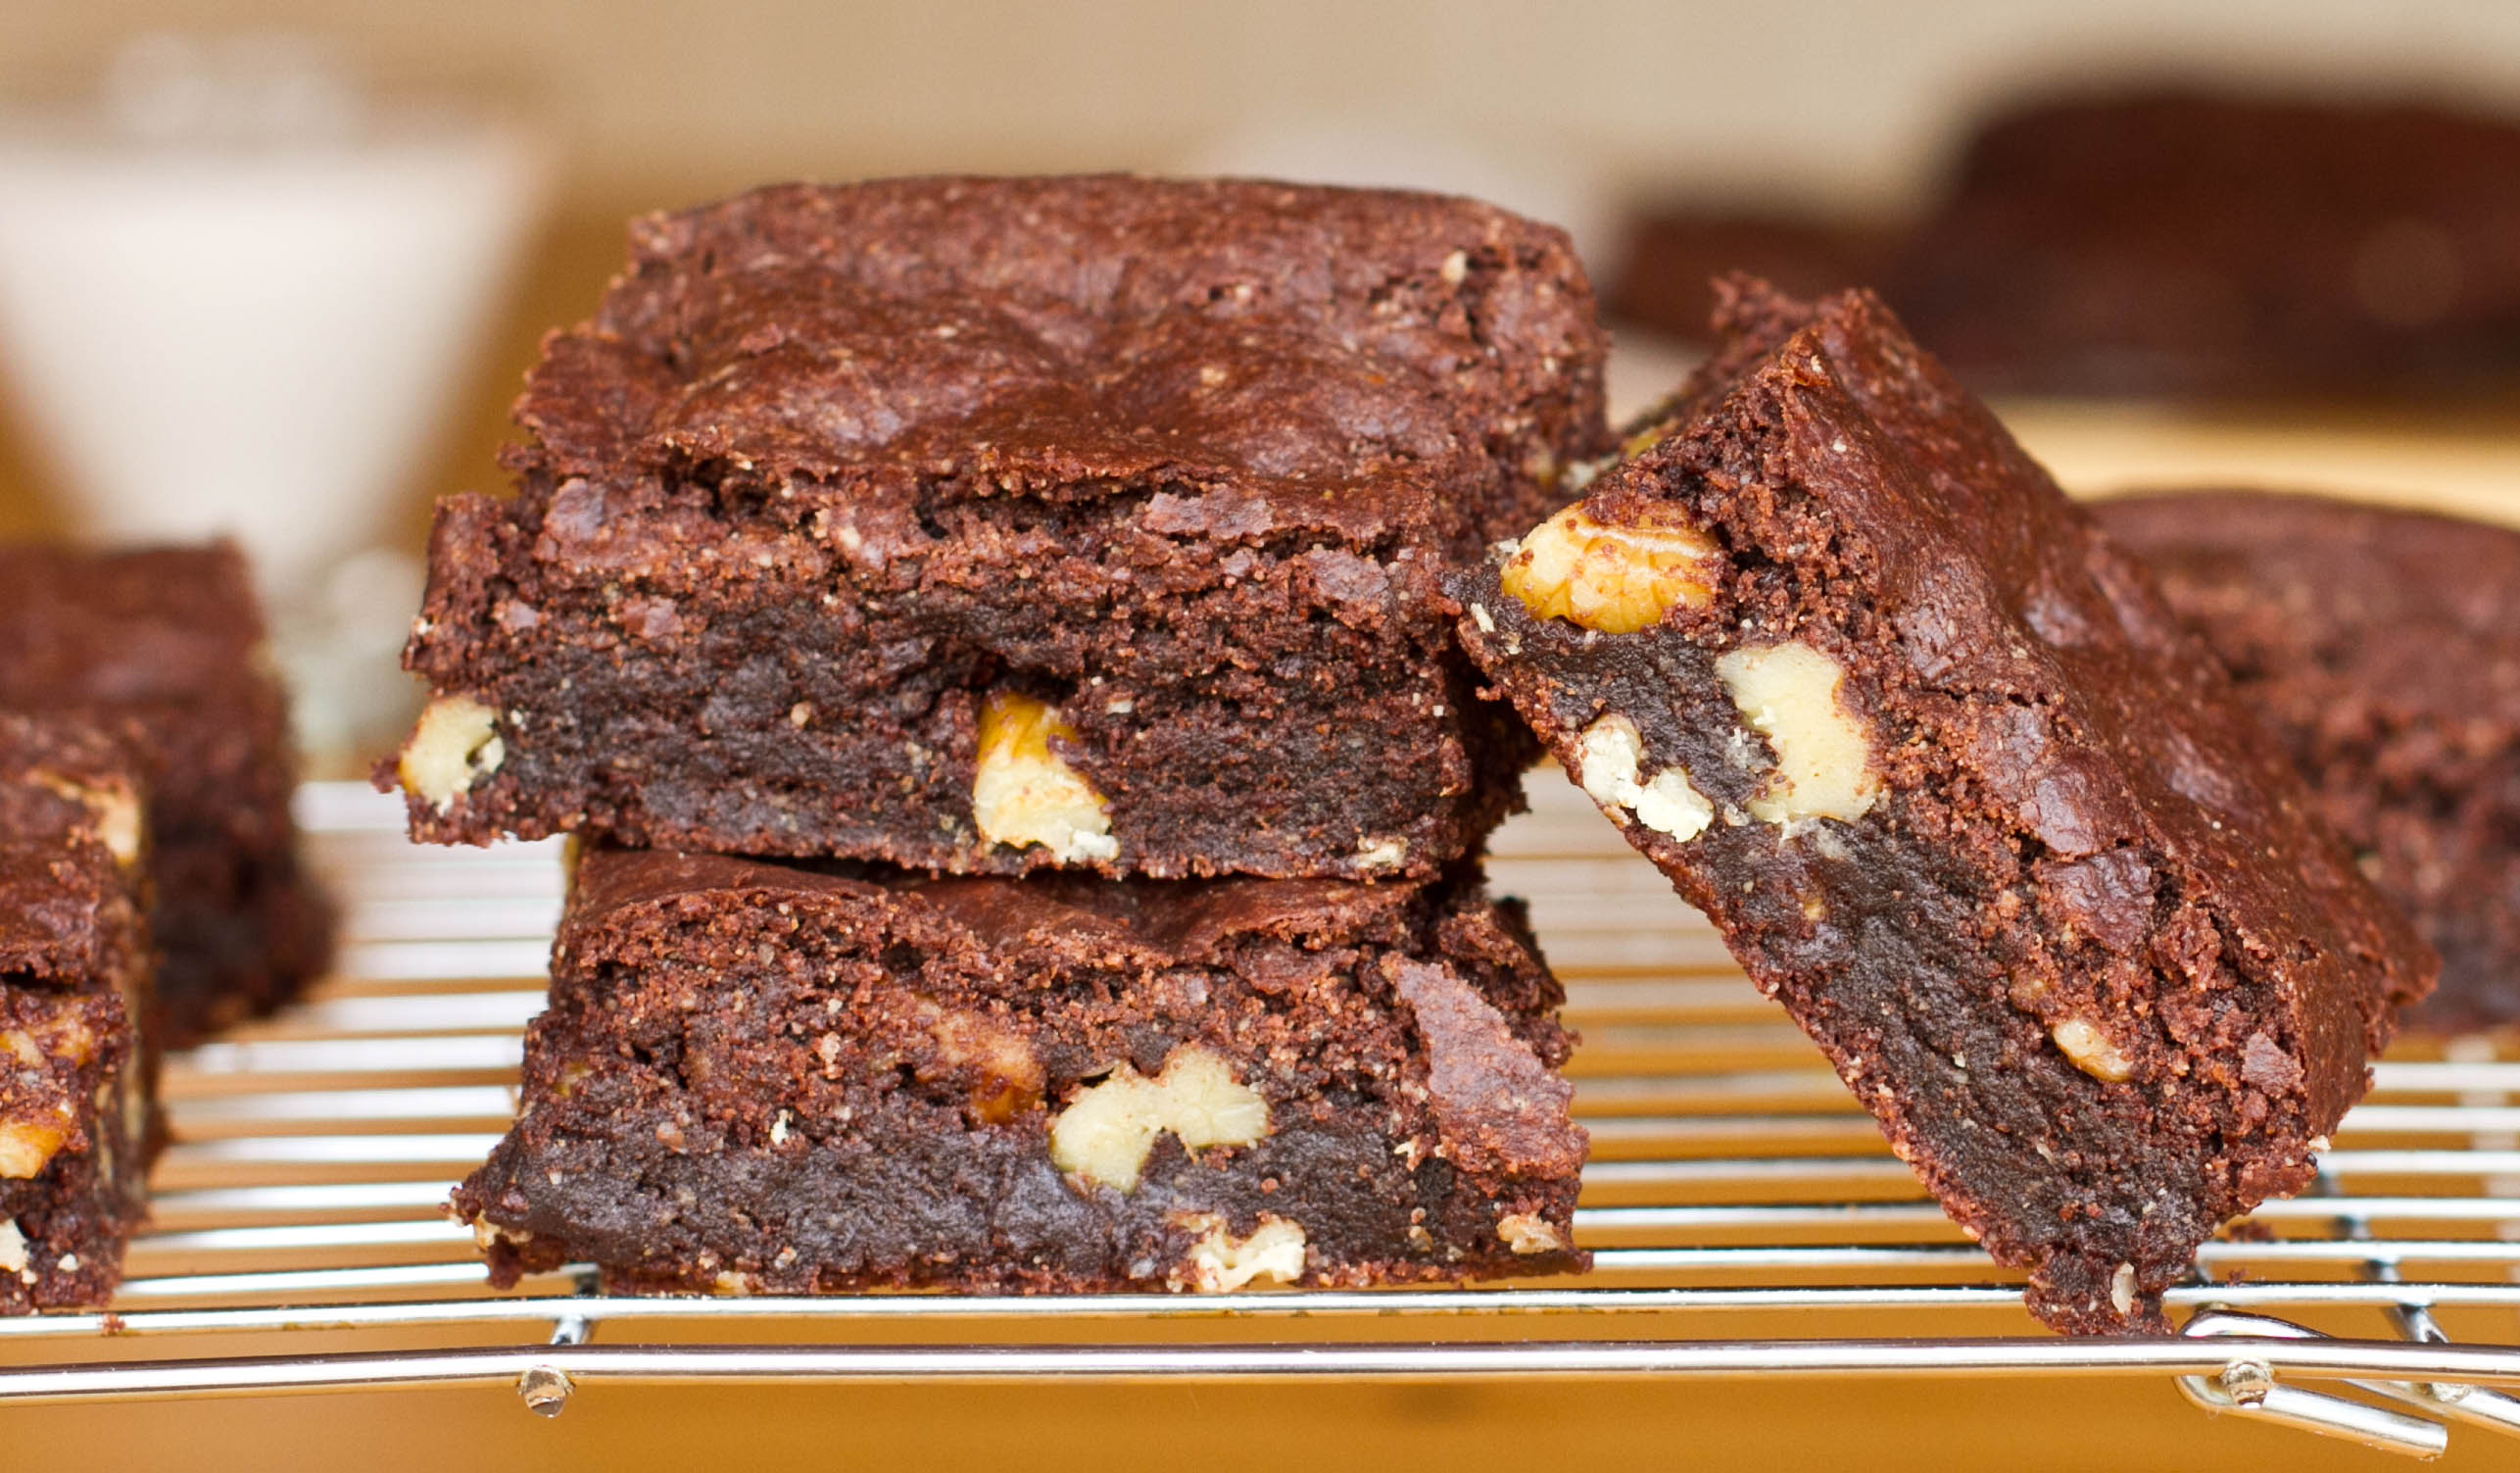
[1611,90,2520,399]
[388,176,1608,880]
[1898,89,2520,398]
[454,849,1587,1294]
[2096,490,2520,1034]
[1608,209,1900,346]
[1447,278,2434,1334]
[0,543,331,1047]
[0,712,154,1312]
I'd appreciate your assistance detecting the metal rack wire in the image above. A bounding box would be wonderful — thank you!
[4,779,2518,1457]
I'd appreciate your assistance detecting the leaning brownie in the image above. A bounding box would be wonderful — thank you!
[1448,278,2434,1334]
[2097,490,2520,1034]
[0,713,154,1311]
[389,176,1607,879]
[0,543,331,1047]
[455,849,1586,1294]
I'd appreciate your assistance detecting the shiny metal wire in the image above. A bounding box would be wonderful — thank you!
[2,782,2515,1455]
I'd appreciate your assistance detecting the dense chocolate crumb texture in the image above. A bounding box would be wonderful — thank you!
[388,175,1608,878]
[1449,278,2435,1335]
[0,541,332,1047]
[455,850,1587,1294]
[0,712,156,1311]
[2098,489,2520,1035]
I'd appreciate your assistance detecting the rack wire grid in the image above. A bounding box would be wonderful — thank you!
[4,778,2519,1459]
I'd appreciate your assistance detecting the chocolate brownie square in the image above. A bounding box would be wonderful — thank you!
[1608,208,1900,346]
[455,849,1586,1294]
[1448,278,2434,1334]
[0,543,332,1047]
[0,712,154,1311]
[389,176,1607,879]
[1897,90,2520,398]
[2097,490,2520,1034]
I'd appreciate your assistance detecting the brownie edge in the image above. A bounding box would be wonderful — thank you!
[0,712,156,1312]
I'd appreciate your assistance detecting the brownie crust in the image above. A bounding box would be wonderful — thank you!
[0,543,331,1047]
[2097,490,2520,1033]
[1450,280,2433,1333]
[390,176,1605,877]
[455,850,1586,1294]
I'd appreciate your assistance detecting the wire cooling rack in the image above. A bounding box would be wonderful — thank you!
[2,780,2517,1458]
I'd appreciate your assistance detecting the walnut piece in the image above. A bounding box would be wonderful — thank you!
[1575,713,1712,840]
[1048,1044,1269,1193]
[0,1220,23,1274]
[398,695,506,810]
[471,1219,534,1252]
[1497,1211,1567,1255]
[0,1121,67,1179]
[971,691,1117,863]
[1170,1212,1308,1292]
[2109,1261,2138,1318]
[2,1006,95,1070]
[2052,1017,2135,1083]
[919,1004,1045,1125]
[1498,502,1720,634]
[1714,642,1880,824]
[33,772,142,868]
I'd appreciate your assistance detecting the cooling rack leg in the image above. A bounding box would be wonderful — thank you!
[2178,1310,2453,1457]
[518,1311,593,1417]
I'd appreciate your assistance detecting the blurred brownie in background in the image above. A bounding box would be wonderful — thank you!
[1903,91,2520,397]
[1608,210,1900,351]
[389,176,1608,878]
[2098,490,2520,1033]
[0,712,155,1310]
[0,544,331,1047]
[1613,89,2520,399]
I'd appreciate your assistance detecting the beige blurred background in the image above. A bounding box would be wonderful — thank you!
[7,4,2520,1468]
[10,0,2520,542]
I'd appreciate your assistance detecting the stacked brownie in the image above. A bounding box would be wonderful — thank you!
[398,177,1601,1294]
[0,544,333,1047]
[0,712,156,1311]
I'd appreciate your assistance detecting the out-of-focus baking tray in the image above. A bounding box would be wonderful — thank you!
[0,781,2514,1458]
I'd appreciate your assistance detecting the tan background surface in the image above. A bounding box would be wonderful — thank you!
[10,0,2520,542]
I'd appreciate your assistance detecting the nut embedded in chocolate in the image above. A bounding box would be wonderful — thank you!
[971,692,1116,864]
[1498,502,1721,634]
